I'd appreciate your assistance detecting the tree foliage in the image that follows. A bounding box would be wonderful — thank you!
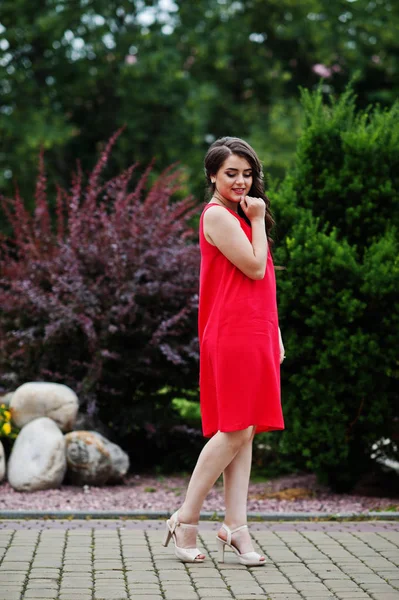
[1,0,398,212]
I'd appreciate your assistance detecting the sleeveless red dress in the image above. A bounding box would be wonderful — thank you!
[198,203,284,438]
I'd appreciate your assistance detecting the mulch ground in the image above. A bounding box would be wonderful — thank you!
[1,473,398,513]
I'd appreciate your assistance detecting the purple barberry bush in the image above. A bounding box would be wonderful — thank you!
[0,131,201,462]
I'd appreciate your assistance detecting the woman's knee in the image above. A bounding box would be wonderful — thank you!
[224,426,254,451]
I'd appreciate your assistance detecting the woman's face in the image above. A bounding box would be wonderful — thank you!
[213,154,253,203]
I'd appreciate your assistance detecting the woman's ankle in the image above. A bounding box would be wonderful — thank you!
[223,519,247,531]
[177,505,200,525]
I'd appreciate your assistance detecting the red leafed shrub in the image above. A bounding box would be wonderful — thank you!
[0,131,201,461]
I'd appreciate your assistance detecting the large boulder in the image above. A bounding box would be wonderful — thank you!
[7,417,66,491]
[10,382,78,431]
[102,433,130,484]
[65,431,129,486]
[0,441,5,482]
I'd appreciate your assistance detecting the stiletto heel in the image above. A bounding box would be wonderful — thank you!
[216,524,266,566]
[216,536,225,562]
[162,522,173,547]
[163,510,206,563]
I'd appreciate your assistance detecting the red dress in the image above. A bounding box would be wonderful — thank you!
[198,203,284,438]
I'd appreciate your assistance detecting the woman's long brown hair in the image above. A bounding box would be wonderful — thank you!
[204,136,275,249]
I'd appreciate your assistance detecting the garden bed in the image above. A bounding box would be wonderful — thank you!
[1,473,398,514]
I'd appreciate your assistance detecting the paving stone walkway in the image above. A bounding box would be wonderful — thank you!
[0,519,398,600]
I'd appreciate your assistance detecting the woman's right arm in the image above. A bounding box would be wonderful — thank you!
[203,199,267,280]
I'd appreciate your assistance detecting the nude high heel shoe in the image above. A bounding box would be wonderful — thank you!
[216,524,266,566]
[163,510,205,563]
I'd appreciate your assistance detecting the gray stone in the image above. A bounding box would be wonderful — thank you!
[10,382,78,431]
[0,441,5,483]
[7,417,66,491]
[99,433,130,483]
[65,431,129,485]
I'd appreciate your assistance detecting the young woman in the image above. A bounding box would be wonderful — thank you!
[163,137,285,566]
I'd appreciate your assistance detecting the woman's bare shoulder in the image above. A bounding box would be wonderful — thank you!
[203,204,239,224]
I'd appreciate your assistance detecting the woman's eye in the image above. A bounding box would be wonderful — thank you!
[225,173,252,178]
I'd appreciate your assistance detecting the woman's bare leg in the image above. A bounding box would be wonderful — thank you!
[173,427,253,552]
[223,430,254,528]
[218,428,265,559]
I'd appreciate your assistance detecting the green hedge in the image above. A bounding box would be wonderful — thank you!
[271,86,399,491]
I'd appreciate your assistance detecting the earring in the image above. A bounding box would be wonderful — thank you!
[211,178,215,184]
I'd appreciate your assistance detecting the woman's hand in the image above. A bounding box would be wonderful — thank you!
[278,327,285,364]
[204,204,267,280]
[239,195,265,221]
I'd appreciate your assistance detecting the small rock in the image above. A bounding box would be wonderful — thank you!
[65,431,129,486]
[7,417,66,492]
[0,441,5,482]
[64,431,111,486]
[10,382,78,431]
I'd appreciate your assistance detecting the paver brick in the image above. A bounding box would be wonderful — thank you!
[125,596,163,600]
[0,572,25,580]
[158,571,193,580]
[163,594,198,600]
[126,573,159,582]
[28,568,60,578]
[93,596,128,600]
[197,592,232,599]
[334,593,371,599]
[59,589,92,595]
[26,580,58,587]
[262,595,302,600]
[63,563,92,571]
[161,582,196,590]
[23,591,58,599]
[61,576,93,584]
[262,584,301,593]
[128,582,161,590]
[0,561,30,570]
[94,591,128,598]
[59,595,92,600]
[235,596,277,600]
[194,579,229,588]
[0,585,23,591]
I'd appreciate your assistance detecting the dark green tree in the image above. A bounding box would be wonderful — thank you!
[2,0,399,212]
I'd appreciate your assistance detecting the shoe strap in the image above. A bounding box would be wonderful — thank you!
[230,524,248,534]
[221,523,248,546]
[170,511,198,533]
[178,522,198,530]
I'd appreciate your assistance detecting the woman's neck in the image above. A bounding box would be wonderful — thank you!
[210,191,238,213]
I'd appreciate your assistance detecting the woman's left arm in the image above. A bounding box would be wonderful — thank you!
[278,327,285,364]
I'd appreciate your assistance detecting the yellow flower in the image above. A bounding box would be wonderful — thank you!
[2,422,11,435]
[0,404,5,409]
[4,410,11,421]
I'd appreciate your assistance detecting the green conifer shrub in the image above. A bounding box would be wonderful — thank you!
[271,87,399,491]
